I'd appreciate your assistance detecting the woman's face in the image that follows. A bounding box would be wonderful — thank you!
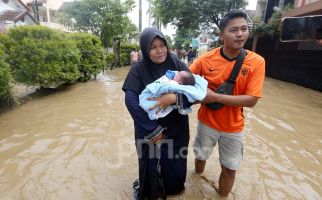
[149,37,167,64]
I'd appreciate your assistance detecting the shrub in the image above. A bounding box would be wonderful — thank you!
[68,32,105,81]
[105,52,115,66]
[121,43,139,54]
[8,26,80,88]
[0,44,12,106]
[0,33,12,53]
[121,43,139,66]
[121,52,130,66]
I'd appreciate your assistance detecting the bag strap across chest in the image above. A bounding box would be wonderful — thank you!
[227,48,247,83]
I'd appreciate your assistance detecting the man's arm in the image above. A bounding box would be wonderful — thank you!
[203,88,259,107]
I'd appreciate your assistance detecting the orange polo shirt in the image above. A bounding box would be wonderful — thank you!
[189,47,265,132]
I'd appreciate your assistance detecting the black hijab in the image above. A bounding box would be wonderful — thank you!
[122,28,187,94]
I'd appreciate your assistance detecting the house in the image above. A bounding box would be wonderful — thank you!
[283,0,322,17]
[252,0,322,91]
[22,0,71,32]
[0,2,21,31]
[0,0,37,32]
[0,0,70,32]
[255,0,295,21]
[21,0,63,23]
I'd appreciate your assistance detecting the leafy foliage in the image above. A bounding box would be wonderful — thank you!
[253,5,292,37]
[152,0,247,32]
[58,0,136,47]
[151,0,247,49]
[121,52,130,65]
[119,43,140,66]
[174,28,200,49]
[0,33,12,53]
[68,33,105,81]
[121,43,140,55]
[164,35,173,47]
[0,44,12,106]
[8,26,80,88]
[146,0,163,29]
[105,52,115,66]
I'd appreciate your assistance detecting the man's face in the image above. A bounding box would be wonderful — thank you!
[220,17,249,51]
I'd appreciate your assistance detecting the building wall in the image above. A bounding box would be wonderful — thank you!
[283,0,322,16]
[20,0,63,22]
[245,35,322,92]
[20,0,63,10]
[251,1,322,91]
[255,0,267,19]
[294,0,320,8]
[0,0,37,32]
[15,14,36,25]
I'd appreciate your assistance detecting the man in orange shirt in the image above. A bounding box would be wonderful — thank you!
[189,10,265,197]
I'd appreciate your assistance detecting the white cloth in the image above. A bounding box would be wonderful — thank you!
[139,73,208,120]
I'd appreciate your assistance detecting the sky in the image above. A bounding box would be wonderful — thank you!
[128,0,258,37]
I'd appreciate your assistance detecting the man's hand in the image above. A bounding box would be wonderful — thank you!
[201,88,219,104]
[202,88,259,107]
[148,93,176,114]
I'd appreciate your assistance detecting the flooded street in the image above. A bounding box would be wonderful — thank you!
[0,66,321,200]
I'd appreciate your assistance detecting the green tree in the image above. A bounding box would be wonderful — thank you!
[121,19,139,43]
[147,0,162,29]
[152,0,247,32]
[58,0,136,48]
[58,0,136,69]
[173,28,199,50]
[164,35,173,47]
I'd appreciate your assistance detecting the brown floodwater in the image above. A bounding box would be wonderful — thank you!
[0,66,321,200]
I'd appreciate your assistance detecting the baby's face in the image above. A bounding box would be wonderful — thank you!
[173,71,187,84]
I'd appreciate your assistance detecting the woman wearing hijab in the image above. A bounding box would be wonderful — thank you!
[122,28,191,199]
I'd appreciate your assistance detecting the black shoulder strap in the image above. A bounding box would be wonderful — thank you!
[227,48,246,83]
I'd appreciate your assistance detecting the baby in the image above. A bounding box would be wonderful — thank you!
[155,70,195,86]
[139,70,208,120]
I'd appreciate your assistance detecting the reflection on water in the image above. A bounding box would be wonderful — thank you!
[0,66,321,200]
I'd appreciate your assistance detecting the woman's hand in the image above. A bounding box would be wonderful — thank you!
[148,93,177,114]
[151,132,164,144]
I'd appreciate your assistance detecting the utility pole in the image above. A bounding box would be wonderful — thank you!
[139,0,142,33]
[111,0,121,69]
[148,0,151,27]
